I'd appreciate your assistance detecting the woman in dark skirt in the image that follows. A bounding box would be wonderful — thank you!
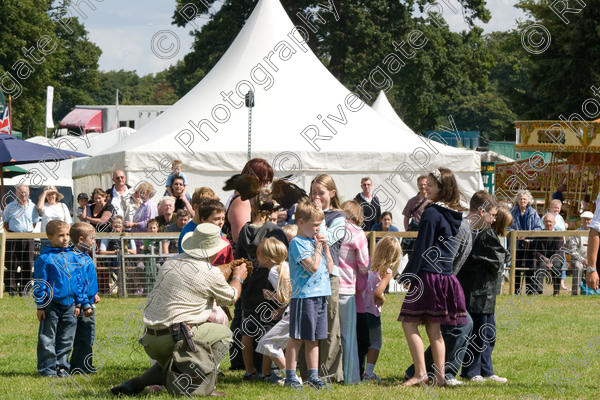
[398,168,468,388]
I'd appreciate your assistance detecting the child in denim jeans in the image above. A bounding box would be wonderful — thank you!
[69,222,100,373]
[34,220,88,376]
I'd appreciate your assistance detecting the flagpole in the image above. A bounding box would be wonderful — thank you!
[8,96,12,135]
[0,165,4,208]
[45,86,54,138]
[245,90,254,161]
[115,88,119,130]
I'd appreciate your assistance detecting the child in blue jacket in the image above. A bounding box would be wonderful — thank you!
[34,220,89,377]
[69,222,100,373]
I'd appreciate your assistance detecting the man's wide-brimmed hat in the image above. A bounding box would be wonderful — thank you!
[181,223,227,260]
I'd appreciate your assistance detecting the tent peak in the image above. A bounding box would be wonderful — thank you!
[372,91,416,134]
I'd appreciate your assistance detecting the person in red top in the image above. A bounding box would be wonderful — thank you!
[177,198,233,262]
[195,199,234,325]
[212,237,234,265]
[191,198,234,265]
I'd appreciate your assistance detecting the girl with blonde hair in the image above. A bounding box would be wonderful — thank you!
[255,238,297,385]
[360,236,402,382]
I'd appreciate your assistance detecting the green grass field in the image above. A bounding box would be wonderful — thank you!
[0,293,598,400]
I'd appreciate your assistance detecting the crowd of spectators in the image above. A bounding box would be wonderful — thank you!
[0,161,596,297]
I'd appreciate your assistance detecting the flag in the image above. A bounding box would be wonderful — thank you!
[0,93,11,134]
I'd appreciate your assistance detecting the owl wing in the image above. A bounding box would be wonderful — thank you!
[222,174,260,201]
[272,179,308,209]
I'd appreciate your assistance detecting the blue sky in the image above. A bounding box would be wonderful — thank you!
[80,0,527,76]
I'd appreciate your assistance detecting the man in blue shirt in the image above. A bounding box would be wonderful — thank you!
[3,184,39,295]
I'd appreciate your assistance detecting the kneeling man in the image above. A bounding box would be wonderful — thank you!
[111,223,247,396]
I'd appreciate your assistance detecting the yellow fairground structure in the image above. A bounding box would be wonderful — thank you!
[494,120,600,224]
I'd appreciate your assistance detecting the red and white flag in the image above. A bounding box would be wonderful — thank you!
[0,103,11,134]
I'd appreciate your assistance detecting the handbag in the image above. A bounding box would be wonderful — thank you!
[401,220,420,253]
[401,197,427,254]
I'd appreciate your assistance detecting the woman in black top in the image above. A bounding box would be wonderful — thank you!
[81,188,115,232]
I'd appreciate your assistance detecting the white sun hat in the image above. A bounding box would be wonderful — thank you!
[181,223,227,260]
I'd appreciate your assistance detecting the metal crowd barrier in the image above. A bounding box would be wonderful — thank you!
[0,232,179,299]
[363,230,589,295]
[0,230,591,299]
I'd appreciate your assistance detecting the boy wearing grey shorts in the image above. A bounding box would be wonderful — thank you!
[284,199,333,389]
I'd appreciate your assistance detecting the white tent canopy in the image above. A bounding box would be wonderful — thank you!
[72,0,482,225]
[371,91,418,135]
[479,151,513,163]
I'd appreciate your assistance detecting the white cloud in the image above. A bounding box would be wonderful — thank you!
[482,0,528,32]
[421,0,526,33]
[89,25,194,75]
[81,0,195,75]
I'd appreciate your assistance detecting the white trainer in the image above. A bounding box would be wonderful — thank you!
[470,375,485,382]
[446,378,463,386]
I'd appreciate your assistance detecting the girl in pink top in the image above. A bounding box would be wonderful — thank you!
[361,236,402,382]
[338,201,370,384]
[339,202,370,294]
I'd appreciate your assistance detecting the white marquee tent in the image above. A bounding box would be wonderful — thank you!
[72,0,482,224]
[372,91,419,135]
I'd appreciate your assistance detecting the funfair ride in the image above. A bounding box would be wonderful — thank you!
[495,120,600,226]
